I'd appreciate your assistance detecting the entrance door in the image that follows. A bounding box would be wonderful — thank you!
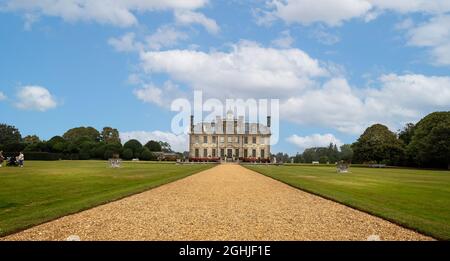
[227,149,232,158]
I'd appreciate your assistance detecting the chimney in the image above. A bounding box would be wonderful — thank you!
[267,116,271,128]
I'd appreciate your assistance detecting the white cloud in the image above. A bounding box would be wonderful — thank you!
[174,10,219,34]
[109,26,188,53]
[0,91,7,101]
[271,30,294,48]
[406,15,450,65]
[146,25,188,50]
[120,130,188,152]
[287,133,343,152]
[281,74,450,134]
[369,0,450,14]
[15,86,57,111]
[281,78,366,134]
[270,0,372,26]
[133,81,185,107]
[139,40,327,98]
[265,0,450,27]
[108,32,142,52]
[2,0,208,27]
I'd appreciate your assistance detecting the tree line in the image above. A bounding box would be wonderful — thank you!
[292,111,450,169]
[0,125,176,161]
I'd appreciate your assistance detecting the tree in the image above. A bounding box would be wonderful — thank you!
[302,148,317,163]
[122,148,133,160]
[63,127,100,142]
[101,127,121,144]
[159,141,172,152]
[398,123,415,145]
[145,140,162,152]
[352,124,405,165]
[123,139,143,158]
[339,144,354,162]
[274,152,289,163]
[408,112,450,169]
[23,135,41,144]
[139,148,154,161]
[0,124,21,145]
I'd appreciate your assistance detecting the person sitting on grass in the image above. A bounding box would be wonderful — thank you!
[0,151,4,167]
[17,152,24,168]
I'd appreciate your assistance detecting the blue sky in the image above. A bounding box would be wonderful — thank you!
[0,0,449,154]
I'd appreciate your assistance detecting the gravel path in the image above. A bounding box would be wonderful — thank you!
[2,164,432,241]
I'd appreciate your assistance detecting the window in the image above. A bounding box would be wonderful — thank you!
[220,136,225,143]
[227,149,233,158]
[227,136,232,143]
[236,136,240,143]
[212,136,217,143]
[203,136,208,144]
[235,149,239,158]
[244,149,248,158]
[203,149,208,157]
[195,149,199,157]
[195,136,200,144]
[212,149,216,157]
[244,136,248,144]
[252,136,257,144]
[261,149,265,159]
[220,149,225,157]
[252,149,256,157]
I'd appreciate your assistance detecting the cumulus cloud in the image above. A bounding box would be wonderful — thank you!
[136,38,450,134]
[287,133,343,152]
[139,40,327,98]
[281,74,450,134]
[264,0,450,26]
[15,86,57,111]
[146,25,189,50]
[174,10,220,34]
[133,81,185,107]
[108,26,188,53]
[405,15,450,65]
[120,130,188,152]
[269,0,372,26]
[0,91,7,101]
[2,0,208,27]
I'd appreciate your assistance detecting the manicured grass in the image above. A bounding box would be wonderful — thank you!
[0,161,213,237]
[244,164,450,240]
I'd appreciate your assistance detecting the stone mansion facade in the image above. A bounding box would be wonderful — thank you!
[189,111,271,161]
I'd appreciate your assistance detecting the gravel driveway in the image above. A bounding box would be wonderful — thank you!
[2,164,432,241]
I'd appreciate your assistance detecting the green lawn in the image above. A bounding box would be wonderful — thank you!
[0,161,213,237]
[244,164,450,240]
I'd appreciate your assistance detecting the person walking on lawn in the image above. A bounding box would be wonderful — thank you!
[17,152,24,168]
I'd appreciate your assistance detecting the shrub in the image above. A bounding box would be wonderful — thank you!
[122,148,133,160]
[139,148,154,161]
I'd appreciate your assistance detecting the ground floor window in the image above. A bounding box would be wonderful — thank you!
[261,149,265,158]
[244,149,248,158]
[203,149,207,157]
[212,149,216,157]
[235,149,239,158]
[195,149,199,157]
[227,149,232,158]
[252,149,256,157]
[220,149,225,158]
